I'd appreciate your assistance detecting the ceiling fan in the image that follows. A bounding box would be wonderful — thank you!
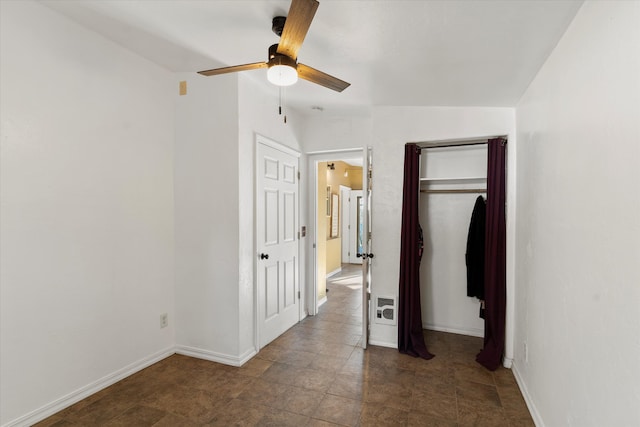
[197,0,350,92]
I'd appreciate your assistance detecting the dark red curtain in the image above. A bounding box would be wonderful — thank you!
[398,143,434,359]
[476,138,507,370]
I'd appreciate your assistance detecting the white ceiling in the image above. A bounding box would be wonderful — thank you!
[42,0,583,116]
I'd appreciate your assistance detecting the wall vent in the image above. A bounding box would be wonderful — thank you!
[375,295,397,325]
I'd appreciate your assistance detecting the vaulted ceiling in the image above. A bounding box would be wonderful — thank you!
[42,0,583,116]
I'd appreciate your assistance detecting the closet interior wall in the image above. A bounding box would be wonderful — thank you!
[418,144,488,337]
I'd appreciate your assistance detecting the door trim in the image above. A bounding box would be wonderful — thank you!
[339,185,351,264]
[306,149,365,324]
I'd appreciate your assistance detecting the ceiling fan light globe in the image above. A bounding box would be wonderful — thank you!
[267,64,298,86]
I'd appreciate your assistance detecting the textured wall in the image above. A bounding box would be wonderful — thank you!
[514,2,640,425]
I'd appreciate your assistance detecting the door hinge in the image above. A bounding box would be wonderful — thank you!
[298,231,300,239]
[298,291,301,299]
[297,170,301,180]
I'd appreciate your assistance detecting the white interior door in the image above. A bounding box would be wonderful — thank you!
[256,139,300,349]
[361,147,373,348]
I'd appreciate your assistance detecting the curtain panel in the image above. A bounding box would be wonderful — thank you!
[476,137,507,370]
[398,143,434,359]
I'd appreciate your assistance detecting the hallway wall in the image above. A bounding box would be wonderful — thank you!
[325,161,362,276]
[316,162,329,301]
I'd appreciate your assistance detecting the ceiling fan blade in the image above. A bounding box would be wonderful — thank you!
[297,63,350,92]
[197,62,267,76]
[276,0,319,60]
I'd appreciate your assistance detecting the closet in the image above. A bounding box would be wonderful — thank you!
[418,139,489,338]
[398,137,506,368]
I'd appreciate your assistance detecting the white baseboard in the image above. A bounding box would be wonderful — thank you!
[424,323,484,338]
[317,296,327,308]
[503,357,513,368]
[175,345,256,367]
[4,346,175,427]
[368,339,397,349]
[326,267,342,278]
[512,361,544,427]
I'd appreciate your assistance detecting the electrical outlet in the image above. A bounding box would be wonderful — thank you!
[160,313,168,328]
[179,81,187,95]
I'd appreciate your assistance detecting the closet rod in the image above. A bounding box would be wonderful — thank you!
[421,189,486,194]
[419,141,487,150]
[413,135,507,150]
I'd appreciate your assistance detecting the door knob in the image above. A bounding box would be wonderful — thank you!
[356,253,362,258]
[367,253,374,259]
[260,253,269,260]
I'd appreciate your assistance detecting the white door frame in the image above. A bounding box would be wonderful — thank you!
[306,149,364,317]
[339,185,351,264]
[255,134,301,351]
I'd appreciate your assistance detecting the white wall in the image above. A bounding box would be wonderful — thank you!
[301,114,373,153]
[173,72,241,361]
[173,72,305,364]
[370,107,516,352]
[513,2,640,426]
[0,1,175,425]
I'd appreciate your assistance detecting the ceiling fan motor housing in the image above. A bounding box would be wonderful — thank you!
[268,44,296,68]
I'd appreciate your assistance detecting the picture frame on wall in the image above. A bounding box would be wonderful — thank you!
[330,193,339,238]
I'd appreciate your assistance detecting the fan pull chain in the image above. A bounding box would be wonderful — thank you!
[278,86,288,124]
[283,87,287,123]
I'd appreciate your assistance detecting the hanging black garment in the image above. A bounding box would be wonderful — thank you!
[466,195,486,299]
[418,224,424,263]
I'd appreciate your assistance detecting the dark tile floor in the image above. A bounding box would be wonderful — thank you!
[36,265,533,426]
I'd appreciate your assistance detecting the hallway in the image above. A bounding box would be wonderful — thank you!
[37,264,533,426]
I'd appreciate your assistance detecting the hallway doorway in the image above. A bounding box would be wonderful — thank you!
[307,150,370,348]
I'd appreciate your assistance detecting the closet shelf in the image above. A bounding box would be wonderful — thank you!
[420,177,487,194]
[420,177,486,184]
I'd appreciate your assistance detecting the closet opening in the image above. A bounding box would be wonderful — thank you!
[398,136,509,370]
[419,140,490,339]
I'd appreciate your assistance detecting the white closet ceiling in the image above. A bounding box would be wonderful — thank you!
[42,0,583,116]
